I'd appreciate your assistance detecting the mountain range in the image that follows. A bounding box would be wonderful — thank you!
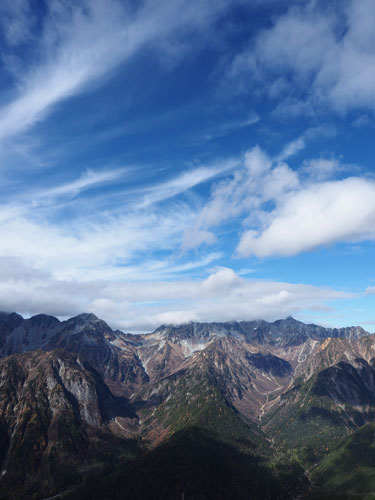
[0,311,374,499]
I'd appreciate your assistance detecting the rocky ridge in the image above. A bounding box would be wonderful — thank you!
[0,311,374,499]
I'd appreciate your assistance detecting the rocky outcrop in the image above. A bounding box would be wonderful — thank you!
[0,349,137,500]
[0,311,374,499]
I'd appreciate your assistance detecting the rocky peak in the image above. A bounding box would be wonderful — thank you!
[0,311,24,328]
[67,312,101,326]
[147,317,370,350]
[27,313,60,326]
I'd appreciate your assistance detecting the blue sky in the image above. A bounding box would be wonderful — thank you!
[0,0,374,331]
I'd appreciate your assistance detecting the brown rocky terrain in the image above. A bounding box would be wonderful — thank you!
[0,311,374,498]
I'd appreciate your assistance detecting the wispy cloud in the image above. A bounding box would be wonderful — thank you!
[33,167,130,202]
[225,0,375,115]
[0,0,372,331]
[136,159,238,208]
[0,153,235,284]
[182,146,300,250]
[196,112,259,143]
[0,0,237,144]
[276,136,305,161]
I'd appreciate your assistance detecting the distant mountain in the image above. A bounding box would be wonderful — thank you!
[0,311,373,499]
[145,316,367,349]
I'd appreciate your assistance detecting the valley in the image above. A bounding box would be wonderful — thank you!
[0,312,374,499]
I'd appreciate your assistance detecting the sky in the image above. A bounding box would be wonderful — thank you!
[0,0,374,332]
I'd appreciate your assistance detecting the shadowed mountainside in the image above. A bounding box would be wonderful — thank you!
[0,311,373,499]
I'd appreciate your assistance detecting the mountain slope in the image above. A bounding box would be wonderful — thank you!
[310,421,375,499]
[66,427,308,500]
[0,349,138,500]
[263,353,375,467]
[0,311,373,499]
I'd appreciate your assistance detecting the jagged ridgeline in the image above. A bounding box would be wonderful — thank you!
[0,311,373,499]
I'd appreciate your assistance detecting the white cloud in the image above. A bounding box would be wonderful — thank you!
[237,177,375,257]
[135,159,238,208]
[182,228,217,250]
[227,0,375,115]
[182,145,299,250]
[181,142,375,258]
[301,158,342,181]
[76,271,353,331]
[0,142,369,328]
[201,267,242,292]
[33,167,130,202]
[0,0,35,48]
[0,1,371,331]
[0,155,236,285]
[198,112,260,143]
[277,136,306,161]
[0,265,352,331]
[256,290,292,306]
[0,0,236,144]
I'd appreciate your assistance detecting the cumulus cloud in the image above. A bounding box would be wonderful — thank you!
[183,142,375,258]
[182,145,299,250]
[3,140,369,289]
[237,177,375,257]
[0,149,358,329]
[226,0,375,115]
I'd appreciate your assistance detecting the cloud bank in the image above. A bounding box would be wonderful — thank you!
[0,260,351,331]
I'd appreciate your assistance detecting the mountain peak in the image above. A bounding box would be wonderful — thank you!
[280,316,300,324]
[69,312,100,323]
[27,313,60,325]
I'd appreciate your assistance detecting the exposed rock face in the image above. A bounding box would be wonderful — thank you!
[0,348,137,499]
[0,311,373,499]
[0,312,372,422]
[0,312,148,397]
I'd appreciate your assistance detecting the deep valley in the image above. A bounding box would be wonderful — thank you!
[0,312,374,499]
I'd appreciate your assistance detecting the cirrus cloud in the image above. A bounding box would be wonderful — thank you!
[0,0,239,145]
